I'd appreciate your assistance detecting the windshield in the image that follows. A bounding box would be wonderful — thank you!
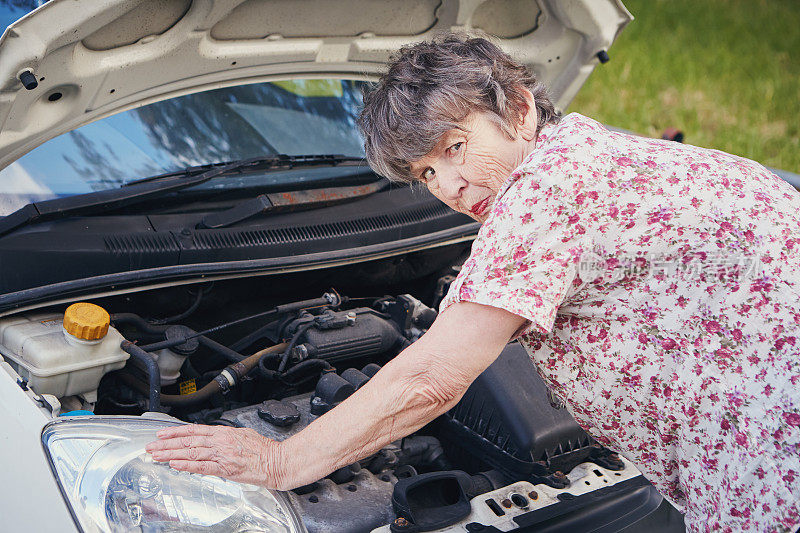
[0,1,44,31]
[0,78,368,215]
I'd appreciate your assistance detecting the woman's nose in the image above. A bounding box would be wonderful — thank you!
[437,165,468,201]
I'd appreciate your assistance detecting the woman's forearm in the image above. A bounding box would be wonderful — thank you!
[273,302,526,489]
[275,338,472,489]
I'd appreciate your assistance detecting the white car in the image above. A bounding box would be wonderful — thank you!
[0,1,692,531]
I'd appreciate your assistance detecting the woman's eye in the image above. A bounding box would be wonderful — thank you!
[422,167,436,181]
[448,142,463,155]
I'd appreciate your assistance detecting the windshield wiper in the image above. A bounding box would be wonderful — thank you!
[0,154,366,238]
[121,154,364,187]
[197,181,389,230]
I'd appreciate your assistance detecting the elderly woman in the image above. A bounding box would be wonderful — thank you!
[148,34,800,531]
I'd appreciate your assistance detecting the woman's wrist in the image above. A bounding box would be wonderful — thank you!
[261,437,292,490]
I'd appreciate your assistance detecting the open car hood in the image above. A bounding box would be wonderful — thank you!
[0,0,631,171]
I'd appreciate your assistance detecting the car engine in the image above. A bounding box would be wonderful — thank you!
[2,274,653,532]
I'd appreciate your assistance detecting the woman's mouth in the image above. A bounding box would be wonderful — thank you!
[469,196,492,216]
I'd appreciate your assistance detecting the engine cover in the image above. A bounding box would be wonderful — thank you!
[438,343,602,483]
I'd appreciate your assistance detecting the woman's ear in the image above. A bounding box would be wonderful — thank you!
[516,86,538,142]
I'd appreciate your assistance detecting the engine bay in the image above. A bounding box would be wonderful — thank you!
[1,255,659,532]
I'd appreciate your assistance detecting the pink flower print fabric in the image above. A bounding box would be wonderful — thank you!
[440,113,800,532]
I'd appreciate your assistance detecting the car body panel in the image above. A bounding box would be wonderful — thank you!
[0,0,632,171]
[0,362,76,531]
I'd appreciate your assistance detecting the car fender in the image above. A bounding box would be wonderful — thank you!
[0,360,76,532]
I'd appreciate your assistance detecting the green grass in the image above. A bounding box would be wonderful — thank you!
[568,0,800,172]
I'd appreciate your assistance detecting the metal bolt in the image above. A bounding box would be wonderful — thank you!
[346,311,356,326]
[292,344,309,360]
[528,490,538,500]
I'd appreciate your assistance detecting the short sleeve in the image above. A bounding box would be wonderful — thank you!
[439,172,592,337]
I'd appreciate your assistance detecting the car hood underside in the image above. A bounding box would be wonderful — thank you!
[0,0,631,171]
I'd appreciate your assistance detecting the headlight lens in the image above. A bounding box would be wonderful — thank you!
[42,417,302,533]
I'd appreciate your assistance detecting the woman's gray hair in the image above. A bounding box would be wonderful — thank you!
[357,32,560,183]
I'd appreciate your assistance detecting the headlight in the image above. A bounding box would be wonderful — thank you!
[42,417,303,533]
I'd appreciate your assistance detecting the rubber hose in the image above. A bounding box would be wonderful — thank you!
[282,358,332,381]
[120,343,288,407]
[151,285,208,325]
[120,341,162,412]
[198,335,247,363]
[112,314,169,336]
[257,351,282,378]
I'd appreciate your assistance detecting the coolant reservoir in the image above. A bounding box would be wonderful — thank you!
[0,303,129,401]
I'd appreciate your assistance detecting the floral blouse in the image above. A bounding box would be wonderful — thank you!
[440,113,800,532]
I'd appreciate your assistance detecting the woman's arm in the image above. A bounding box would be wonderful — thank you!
[146,301,525,490]
[276,301,525,487]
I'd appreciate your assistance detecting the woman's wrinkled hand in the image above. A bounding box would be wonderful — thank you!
[145,424,288,489]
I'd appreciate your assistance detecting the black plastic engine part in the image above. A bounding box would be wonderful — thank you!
[164,325,199,356]
[310,371,356,415]
[257,399,301,427]
[341,367,370,390]
[391,471,473,532]
[437,343,596,484]
[362,363,381,377]
[364,448,400,475]
[390,470,507,532]
[327,463,359,484]
[285,307,405,363]
[397,436,452,472]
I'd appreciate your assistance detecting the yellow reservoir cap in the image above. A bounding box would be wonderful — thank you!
[63,302,110,340]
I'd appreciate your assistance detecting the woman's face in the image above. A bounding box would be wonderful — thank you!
[409,93,539,223]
